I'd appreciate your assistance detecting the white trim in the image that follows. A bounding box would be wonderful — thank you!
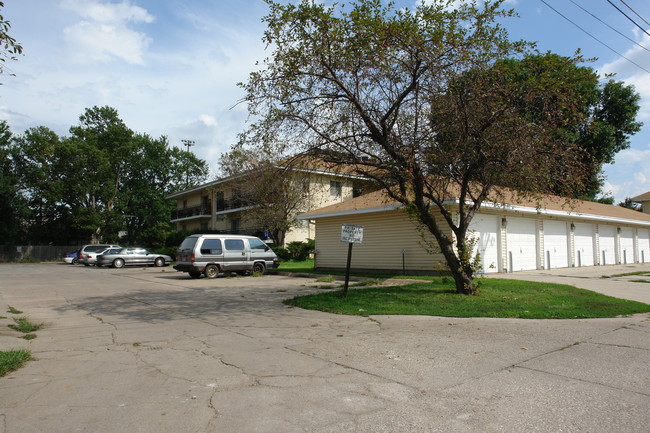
[300,198,650,227]
[477,201,650,227]
[166,166,367,199]
[215,205,256,215]
[170,215,212,223]
[297,204,404,220]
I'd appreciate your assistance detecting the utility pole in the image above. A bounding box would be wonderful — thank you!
[181,139,195,186]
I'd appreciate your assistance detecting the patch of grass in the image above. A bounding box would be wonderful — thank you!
[284,278,650,319]
[274,258,315,273]
[22,334,37,340]
[0,350,33,377]
[606,271,650,278]
[315,275,335,283]
[7,306,22,314]
[629,279,650,283]
[8,317,44,333]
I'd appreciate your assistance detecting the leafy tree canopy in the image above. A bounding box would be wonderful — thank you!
[7,106,209,245]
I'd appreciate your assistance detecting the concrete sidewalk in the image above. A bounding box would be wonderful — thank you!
[0,264,648,432]
[486,262,650,304]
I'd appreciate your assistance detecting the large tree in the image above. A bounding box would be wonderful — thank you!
[219,147,314,245]
[499,53,641,199]
[9,107,209,245]
[239,0,598,294]
[0,120,26,244]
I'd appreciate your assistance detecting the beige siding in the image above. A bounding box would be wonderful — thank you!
[314,210,449,272]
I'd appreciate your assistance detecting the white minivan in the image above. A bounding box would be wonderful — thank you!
[174,234,279,278]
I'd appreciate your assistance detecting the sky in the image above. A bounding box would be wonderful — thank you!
[2,0,650,203]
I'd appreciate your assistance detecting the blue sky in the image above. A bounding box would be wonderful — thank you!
[2,0,650,203]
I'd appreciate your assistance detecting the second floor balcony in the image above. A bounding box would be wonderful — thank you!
[171,201,212,220]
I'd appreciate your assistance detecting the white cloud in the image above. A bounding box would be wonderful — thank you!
[60,0,154,65]
[199,115,218,127]
[61,0,153,23]
[614,148,650,165]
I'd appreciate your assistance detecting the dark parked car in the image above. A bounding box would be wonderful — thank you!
[96,248,172,268]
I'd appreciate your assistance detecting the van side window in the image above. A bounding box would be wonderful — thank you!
[224,239,245,251]
[200,239,222,255]
[249,239,268,251]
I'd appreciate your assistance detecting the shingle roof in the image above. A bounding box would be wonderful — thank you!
[300,187,650,225]
[631,191,650,202]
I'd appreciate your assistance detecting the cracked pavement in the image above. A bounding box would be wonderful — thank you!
[0,263,649,432]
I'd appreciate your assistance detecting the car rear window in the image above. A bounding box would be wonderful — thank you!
[178,237,198,251]
[224,239,244,251]
[200,239,222,255]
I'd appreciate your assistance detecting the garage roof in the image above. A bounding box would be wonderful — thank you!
[298,188,650,227]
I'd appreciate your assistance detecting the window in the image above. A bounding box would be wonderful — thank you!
[231,218,241,233]
[330,181,342,197]
[225,239,245,251]
[200,239,222,255]
[249,238,268,251]
[182,200,187,209]
[200,222,208,230]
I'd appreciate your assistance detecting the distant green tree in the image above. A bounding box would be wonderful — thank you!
[0,120,26,243]
[10,107,210,245]
[618,197,640,211]
[118,133,209,246]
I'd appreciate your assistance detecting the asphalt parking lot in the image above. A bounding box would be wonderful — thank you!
[0,263,649,432]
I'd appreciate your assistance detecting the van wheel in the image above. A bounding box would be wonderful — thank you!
[252,262,266,274]
[189,272,202,279]
[204,265,219,279]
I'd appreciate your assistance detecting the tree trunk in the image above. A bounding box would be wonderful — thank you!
[438,239,476,295]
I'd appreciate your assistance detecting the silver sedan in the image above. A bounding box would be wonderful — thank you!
[96,248,172,268]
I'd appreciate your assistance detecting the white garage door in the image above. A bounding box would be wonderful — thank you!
[599,225,616,265]
[619,227,635,264]
[638,229,650,264]
[543,220,569,269]
[573,223,595,267]
[468,214,499,273]
[506,217,538,271]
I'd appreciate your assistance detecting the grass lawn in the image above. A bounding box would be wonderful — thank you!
[0,350,32,377]
[284,277,650,319]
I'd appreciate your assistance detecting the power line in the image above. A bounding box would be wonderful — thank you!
[606,0,650,39]
[617,0,650,28]
[568,0,649,53]
[539,0,650,74]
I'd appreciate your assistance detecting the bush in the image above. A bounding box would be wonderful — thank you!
[283,239,315,261]
[153,246,177,261]
[273,246,292,261]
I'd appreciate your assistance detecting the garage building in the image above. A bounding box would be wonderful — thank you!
[298,189,650,274]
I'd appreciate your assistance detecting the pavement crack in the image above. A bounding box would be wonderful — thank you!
[514,365,650,397]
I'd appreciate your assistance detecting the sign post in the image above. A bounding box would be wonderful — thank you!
[341,224,363,297]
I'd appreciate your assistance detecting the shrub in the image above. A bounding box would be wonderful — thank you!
[286,239,315,261]
[273,246,292,261]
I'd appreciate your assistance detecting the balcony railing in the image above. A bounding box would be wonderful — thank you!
[216,199,246,212]
[171,202,212,220]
